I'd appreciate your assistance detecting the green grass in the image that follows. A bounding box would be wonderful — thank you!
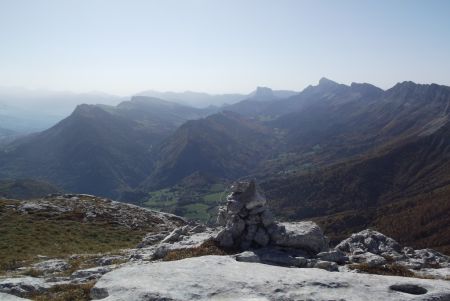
[182,203,210,220]
[209,183,226,192]
[144,188,180,208]
[202,192,225,204]
[0,200,148,274]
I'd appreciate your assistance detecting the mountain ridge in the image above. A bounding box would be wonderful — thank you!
[1,79,450,243]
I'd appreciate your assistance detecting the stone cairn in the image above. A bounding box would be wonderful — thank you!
[215,180,278,250]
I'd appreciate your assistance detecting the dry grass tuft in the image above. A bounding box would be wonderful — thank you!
[22,268,45,277]
[349,263,415,277]
[163,239,229,261]
[27,281,95,301]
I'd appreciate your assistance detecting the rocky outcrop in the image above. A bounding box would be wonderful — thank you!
[215,180,328,254]
[91,255,450,301]
[70,266,114,283]
[31,259,69,275]
[127,223,218,261]
[0,194,187,299]
[17,194,186,231]
[336,229,450,270]
[336,229,402,255]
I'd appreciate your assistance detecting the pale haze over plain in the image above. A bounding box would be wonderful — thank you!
[1,0,450,96]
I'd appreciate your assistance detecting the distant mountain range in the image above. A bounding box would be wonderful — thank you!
[136,87,298,108]
[0,78,449,252]
[0,96,212,197]
[0,86,297,133]
[0,87,122,133]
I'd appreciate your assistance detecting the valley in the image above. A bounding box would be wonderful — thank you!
[1,78,450,255]
[2,2,449,299]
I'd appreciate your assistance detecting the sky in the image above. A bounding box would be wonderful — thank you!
[1,0,450,95]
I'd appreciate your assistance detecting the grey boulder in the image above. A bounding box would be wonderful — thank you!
[272,221,328,254]
[349,252,387,267]
[316,250,348,264]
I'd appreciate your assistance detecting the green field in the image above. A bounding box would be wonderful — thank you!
[143,183,228,222]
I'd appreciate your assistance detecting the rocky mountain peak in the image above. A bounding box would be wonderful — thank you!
[72,103,97,114]
[318,77,339,87]
[71,103,109,120]
[249,86,275,101]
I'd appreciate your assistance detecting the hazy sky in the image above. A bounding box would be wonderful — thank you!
[1,0,450,95]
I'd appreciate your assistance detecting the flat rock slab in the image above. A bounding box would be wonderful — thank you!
[0,292,31,301]
[92,256,450,301]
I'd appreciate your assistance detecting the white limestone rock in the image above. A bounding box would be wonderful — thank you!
[95,255,126,266]
[70,266,114,283]
[312,260,339,272]
[31,259,69,274]
[350,252,387,267]
[404,248,450,269]
[336,229,402,255]
[0,277,50,297]
[337,230,450,271]
[91,255,450,301]
[160,227,183,243]
[416,267,450,280]
[234,251,261,263]
[152,228,218,259]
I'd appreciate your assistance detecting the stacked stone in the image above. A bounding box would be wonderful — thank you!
[215,180,277,249]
